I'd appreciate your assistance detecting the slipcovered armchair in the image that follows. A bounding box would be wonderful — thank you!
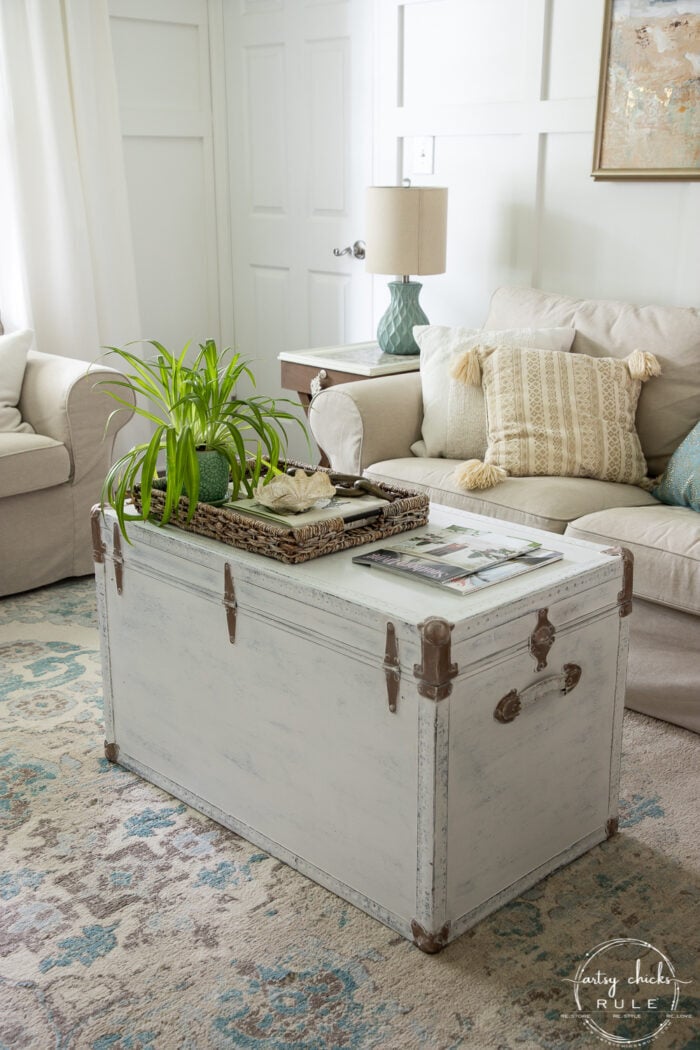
[0,351,135,596]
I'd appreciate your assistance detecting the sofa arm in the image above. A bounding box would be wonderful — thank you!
[18,351,135,483]
[309,372,423,474]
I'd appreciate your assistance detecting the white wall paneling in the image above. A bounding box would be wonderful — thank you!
[375,0,699,328]
[108,0,234,353]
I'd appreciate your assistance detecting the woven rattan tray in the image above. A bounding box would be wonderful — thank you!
[134,466,429,564]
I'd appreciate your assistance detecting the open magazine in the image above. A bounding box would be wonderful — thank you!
[352,524,563,593]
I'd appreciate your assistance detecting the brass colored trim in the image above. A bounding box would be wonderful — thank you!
[411,919,450,954]
[413,618,458,701]
[603,547,634,617]
[112,524,124,595]
[606,816,619,839]
[529,608,555,671]
[223,563,237,644]
[90,506,105,563]
[104,741,120,763]
[383,622,400,713]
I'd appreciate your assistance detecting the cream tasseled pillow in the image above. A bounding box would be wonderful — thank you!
[453,345,661,491]
[411,324,575,460]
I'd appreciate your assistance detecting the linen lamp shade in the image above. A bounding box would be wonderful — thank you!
[365,187,447,276]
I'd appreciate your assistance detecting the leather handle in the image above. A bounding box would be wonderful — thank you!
[494,663,582,723]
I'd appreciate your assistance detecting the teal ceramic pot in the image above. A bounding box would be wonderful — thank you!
[191,449,230,503]
[152,449,230,504]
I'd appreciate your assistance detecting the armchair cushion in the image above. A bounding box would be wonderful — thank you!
[0,329,34,434]
[0,432,70,497]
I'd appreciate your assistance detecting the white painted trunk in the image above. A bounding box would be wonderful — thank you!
[93,504,628,952]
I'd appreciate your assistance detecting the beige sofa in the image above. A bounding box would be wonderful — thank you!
[310,287,700,734]
[0,351,135,597]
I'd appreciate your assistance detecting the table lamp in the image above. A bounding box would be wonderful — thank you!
[365,185,448,355]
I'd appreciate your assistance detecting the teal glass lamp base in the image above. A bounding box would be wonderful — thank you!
[377,280,429,355]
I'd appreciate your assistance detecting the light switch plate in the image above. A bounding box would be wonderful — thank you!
[412,136,434,175]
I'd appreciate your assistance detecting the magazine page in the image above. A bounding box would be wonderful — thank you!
[224,492,388,529]
[441,549,563,593]
[390,524,541,576]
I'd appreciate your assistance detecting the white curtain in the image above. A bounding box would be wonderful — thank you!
[0,0,141,363]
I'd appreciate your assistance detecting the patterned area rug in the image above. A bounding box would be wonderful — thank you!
[1,579,698,1050]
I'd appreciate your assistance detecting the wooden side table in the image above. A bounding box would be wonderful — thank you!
[279,342,421,465]
[279,341,420,410]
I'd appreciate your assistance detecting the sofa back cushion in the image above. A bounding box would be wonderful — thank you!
[484,287,700,477]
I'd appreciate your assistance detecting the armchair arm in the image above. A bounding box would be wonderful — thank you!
[18,351,135,483]
[308,372,423,474]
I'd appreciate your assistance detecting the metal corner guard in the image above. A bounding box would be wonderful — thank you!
[112,524,124,595]
[411,919,450,954]
[104,741,120,763]
[603,546,634,617]
[413,618,458,701]
[90,506,105,563]
[606,817,619,838]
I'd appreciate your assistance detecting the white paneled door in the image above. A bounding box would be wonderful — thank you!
[224,0,375,405]
[109,0,233,353]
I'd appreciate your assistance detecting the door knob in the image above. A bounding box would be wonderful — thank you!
[333,239,366,260]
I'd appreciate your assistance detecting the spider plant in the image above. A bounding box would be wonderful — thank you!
[97,338,309,539]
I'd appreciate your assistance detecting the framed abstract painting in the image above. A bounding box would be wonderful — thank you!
[592,0,700,180]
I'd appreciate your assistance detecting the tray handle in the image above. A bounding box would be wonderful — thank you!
[494,663,582,724]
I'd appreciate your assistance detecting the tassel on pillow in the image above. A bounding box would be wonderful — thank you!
[454,459,508,491]
[449,347,481,385]
[627,350,661,381]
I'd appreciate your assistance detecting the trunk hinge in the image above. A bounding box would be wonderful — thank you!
[223,563,237,644]
[112,524,124,595]
[383,622,400,713]
[413,617,458,701]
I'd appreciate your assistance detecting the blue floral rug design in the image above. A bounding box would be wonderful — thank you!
[0,579,698,1048]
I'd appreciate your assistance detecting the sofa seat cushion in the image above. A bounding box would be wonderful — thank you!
[566,505,700,615]
[364,457,658,533]
[0,432,71,497]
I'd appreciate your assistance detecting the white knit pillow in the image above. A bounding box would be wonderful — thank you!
[411,324,575,460]
[0,329,34,433]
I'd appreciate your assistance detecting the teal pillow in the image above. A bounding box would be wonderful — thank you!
[652,422,700,511]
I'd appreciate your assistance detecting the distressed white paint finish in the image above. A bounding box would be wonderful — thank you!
[96,503,627,949]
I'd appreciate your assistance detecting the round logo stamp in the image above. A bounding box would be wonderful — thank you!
[563,937,692,1046]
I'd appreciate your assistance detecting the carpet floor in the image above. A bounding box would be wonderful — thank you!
[0,578,698,1050]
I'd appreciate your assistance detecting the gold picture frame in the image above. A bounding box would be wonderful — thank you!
[592,0,700,181]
